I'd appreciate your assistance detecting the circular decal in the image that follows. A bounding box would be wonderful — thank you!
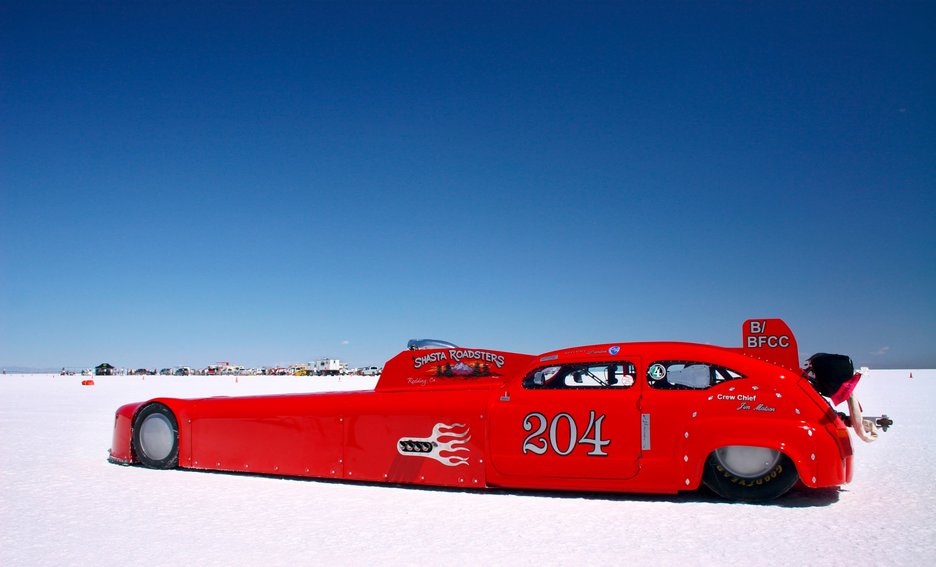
[609,346,620,356]
[648,363,667,381]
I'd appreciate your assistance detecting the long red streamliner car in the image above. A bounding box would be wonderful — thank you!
[108,319,891,501]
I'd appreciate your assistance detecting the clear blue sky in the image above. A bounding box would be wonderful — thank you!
[1,1,933,370]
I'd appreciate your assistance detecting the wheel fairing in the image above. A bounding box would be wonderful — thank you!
[714,446,783,478]
[131,403,179,469]
[139,412,175,462]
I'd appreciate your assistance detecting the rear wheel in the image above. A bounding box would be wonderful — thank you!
[702,446,798,501]
[132,403,179,469]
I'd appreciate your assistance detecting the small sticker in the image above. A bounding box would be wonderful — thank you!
[648,364,667,381]
[609,346,620,356]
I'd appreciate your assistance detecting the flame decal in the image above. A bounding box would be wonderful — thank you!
[397,423,471,467]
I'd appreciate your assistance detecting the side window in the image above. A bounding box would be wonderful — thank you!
[526,366,561,388]
[646,361,744,390]
[523,362,637,389]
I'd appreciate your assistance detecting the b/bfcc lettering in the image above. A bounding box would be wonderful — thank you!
[746,335,790,348]
[747,321,790,348]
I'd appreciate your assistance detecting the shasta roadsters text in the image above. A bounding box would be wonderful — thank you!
[413,350,506,369]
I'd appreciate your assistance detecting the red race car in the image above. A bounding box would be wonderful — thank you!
[108,319,891,501]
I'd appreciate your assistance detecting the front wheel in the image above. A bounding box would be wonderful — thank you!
[132,403,179,469]
[702,446,798,501]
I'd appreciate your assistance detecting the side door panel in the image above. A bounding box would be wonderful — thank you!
[488,359,642,481]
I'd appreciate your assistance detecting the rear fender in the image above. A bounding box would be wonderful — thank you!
[683,419,818,489]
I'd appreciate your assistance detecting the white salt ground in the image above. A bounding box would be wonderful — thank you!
[0,370,932,566]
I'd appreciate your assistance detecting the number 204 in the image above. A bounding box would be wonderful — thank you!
[522,411,610,457]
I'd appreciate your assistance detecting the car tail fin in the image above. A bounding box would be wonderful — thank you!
[740,319,800,372]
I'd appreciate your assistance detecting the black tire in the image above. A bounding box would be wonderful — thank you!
[132,403,179,469]
[702,446,798,501]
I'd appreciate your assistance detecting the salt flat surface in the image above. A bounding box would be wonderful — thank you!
[1,370,933,566]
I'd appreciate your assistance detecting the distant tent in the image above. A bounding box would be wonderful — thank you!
[95,363,115,376]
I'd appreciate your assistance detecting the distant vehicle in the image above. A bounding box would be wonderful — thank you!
[360,366,381,376]
[313,358,344,376]
[159,368,173,376]
[173,367,192,376]
[108,319,891,501]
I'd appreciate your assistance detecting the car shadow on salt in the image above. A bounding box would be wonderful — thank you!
[168,466,840,508]
[478,484,840,508]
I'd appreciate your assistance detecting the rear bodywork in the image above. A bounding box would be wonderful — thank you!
[109,319,853,495]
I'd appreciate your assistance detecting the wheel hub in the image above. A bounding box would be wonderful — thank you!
[715,446,782,478]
